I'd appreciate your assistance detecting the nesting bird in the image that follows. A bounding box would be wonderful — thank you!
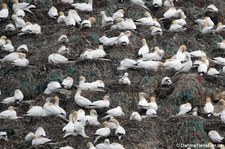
[138,38,149,57]
[119,72,131,85]
[0,3,9,20]
[48,6,58,19]
[0,106,20,120]
[81,17,96,28]
[204,97,214,117]
[176,102,192,116]
[94,121,111,144]
[71,0,93,12]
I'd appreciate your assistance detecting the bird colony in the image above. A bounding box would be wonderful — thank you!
[0,0,225,148]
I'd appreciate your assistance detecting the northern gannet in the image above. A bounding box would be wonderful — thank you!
[48,53,74,64]
[216,22,225,33]
[53,96,66,118]
[135,60,164,70]
[212,57,225,65]
[95,139,110,149]
[24,106,46,117]
[162,7,183,19]
[59,146,74,149]
[164,58,182,70]
[208,130,224,143]
[109,118,125,139]
[150,26,162,36]
[94,121,111,144]
[144,104,157,117]
[1,89,23,104]
[112,9,124,20]
[71,0,93,12]
[190,50,206,58]
[110,142,125,149]
[198,56,208,75]
[161,77,172,86]
[14,8,25,18]
[0,3,9,20]
[110,18,136,31]
[163,0,176,7]
[80,109,100,126]
[99,34,120,46]
[19,22,41,35]
[0,35,7,47]
[153,0,162,8]
[148,96,158,111]
[206,4,218,12]
[58,45,70,55]
[138,38,149,57]
[220,105,225,123]
[2,39,14,52]
[117,58,137,70]
[57,11,66,24]
[43,97,65,117]
[130,0,149,10]
[119,72,131,85]
[35,127,46,138]
[0,106,20,119]
[48,6,58,19]
[172,45,187,62]
[207,68,220,76]
[58,35,68,44]
[175,52,192,73]
[13,0,36,14]
[44,81,62,94]
[102,106,124,120]
[134,11,154,26]
[80,45,106,60]
[81,17,96,28]
[100,11,113,27]
[17,44,28,52]
[63,113,75,138]
[72,111,89,138]
[78,76,105,92]
[129,111,142,121]
[68,9,81,25]
[11,14,26,29]
[202,21,213,34]
[138,92,148,109]
[12,53,29,67]
[204,97,214,117]
[117,31,132,46]
[140,46,164,61]
[176,102,192,116]
[218,40,225,49]
[64,15,76,27]
[31,134,53,146]
[0,132,8,141]
[62,76,73,89]
[60,0,74,4]
[87,142,96,149]
[74,87,93,107]
[169,20,187,32]
[91,95,110,109]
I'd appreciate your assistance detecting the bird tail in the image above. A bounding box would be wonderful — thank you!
[94,136,100,144]
[101,114,111,120]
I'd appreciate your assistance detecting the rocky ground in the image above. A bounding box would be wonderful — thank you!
[0,0,225,148]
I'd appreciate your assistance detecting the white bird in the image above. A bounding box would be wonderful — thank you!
[112,9,124,20]
[163,0,175,7]
[140,46,164,61]
[176,52,193,73]
[80,45,106,60]
[60,0,74,4]
[135,60,164,70]
[198,56,208,75]
[58,35,68,44]
[2,39,14,52]
[138,38,149,57]
[58,45,70,55]
[1,89,23,104]
[48,6,58,19]
[0,132,8,141]
[24,106,46,117]
[62,76,73,89]
[68,9,81,25]
[109,118,125,139]
[71,0,93,12]
[207,68,220,76]
[130,111,142,121]
[13,0,36,14]
[169,20,187,32]
[53,96,66,118]
[11,14,26,29]
[0,52,22,62]
[204,97,214,117]
[17,44,28,52]
[31,134,53,146]
[216,22,225,33]
[164,58,182,70]
[0,106,20,119]
[100,11,113,27]
[63,113,76,138]
[208,130,224,143]
[117,31,132,46]
[94,121,111,144]
[161,77,172,86]
[102,106,124,120]
[80,109,100,126]
[220,105,225,123]
[57,11,66,24]
[59,146,74,149]
[150,26,162,36]
[14,8,25,18]
[138,92,149,109]
[48,53,74,64]
[202,21,213,34]
[144,104,157,117]
[35,127,46,138]
[12,53,29,67]
[172,45,187,62]
[119,72,131,85]
[86,142,96,149]
[5,23,16,31]
[64,15,76,27]
[212,57,225,65]
[162,7,183,19]
[134,11,154,26]
[176,102,192,116]
[20,22,41,35]
[218,40,225,49]
[148,96,158,111]
[44,81,62,95]
[81,17,96,28]
[43,97,64,117]
[95,139,111,149]
[74,87,93,107]
[130,0,149,10]
[111,18,136,31]
[206,4,218,12]
[117,58,137,70]
[79,76,105,92]
[25,132,34,142]
[110,142,125,149]
[153,0,162,8]
[190,50,206,58]
[0,3,9,20]
[0,35,7,47]
[91,95,110,109]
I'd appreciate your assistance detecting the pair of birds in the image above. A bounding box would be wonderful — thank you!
[25,127,54,146]
[1,89,23,104]
[87,139,125,149]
